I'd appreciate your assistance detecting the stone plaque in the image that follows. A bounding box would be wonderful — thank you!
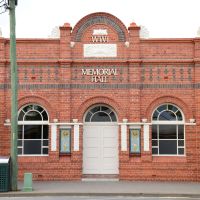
[84,44,117,57]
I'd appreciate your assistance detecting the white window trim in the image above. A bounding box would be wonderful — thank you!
[18,121,49,125]
[84,104,118,122]
[152,104,185,156]
[152,124,185,156]
[18,104,49,156]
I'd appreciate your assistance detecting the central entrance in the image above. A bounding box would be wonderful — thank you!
[83,105,119,175]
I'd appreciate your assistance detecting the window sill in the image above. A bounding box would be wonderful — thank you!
[18,155,49,157]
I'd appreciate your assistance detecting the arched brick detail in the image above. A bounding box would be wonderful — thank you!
[145,96,193,122]
[74,96,124,122]
[18,95,56,121]
[72,12,128,42]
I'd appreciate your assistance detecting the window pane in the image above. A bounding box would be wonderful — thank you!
[43,125,48,139]
[91,106,100,113]
[25,111,42,121]
[178,125,184,139]
[176,111,183,121]
[18,125,23,139]
[42,111,48,121]
[24,125,42,139]
[152,140,158,146]
[152,125,157,139]
[18,140,22,146]
[18,111,25,121]
[33,105,43,112]
[152,110,159,120]
[85,112,92,122]
[152,148,158,154]
[157,105,167,112]
[101,106,111,114]
[18,148,22,155]
[24,140,41,154]
[178,140,184,146]
[159,125,176,139]
[43,140,48,146]
[110,112,117,122]
[23,105,33,113]
[91,112,111,122]
[178,148,184,155]
[43,148,48,155]
[168,104,178,113]
[159,140,177,154]
[159,111,176,121]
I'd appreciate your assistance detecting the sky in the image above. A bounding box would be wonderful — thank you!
[0,0,200,38]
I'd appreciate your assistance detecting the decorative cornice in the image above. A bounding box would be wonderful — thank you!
[0,58,197,64]
[0,83,199,90]
[140,38,194,43]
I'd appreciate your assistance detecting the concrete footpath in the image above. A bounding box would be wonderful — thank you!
[1,180,200,197]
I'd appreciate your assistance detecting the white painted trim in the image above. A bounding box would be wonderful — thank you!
[129,125,141,129]
[151,103,185,122]
[18,155,49,157]
[84,122,118,126]
[143,124,149,151]
[82,178,119,182]
[152,121,184,125]
[118,122,150,125]
[50,122,83,125]
[59,125,72,129]
[83,104,118,123]
[4,121,196,126]
[152,155,186,157]
[185,123,196,126]
[121,124,127,151]
[74,124,79,151]
[51,124,57,151]
[18,121,49,125]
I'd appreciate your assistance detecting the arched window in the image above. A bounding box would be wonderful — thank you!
[18,104,49,155]
[152,104,185,156]
[85,105,117,122]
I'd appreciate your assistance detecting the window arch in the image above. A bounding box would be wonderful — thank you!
[152,104,185,156]
[84,105,117,122]
[18,104,49,155]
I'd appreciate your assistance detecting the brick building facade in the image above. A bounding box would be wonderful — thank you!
[1,12,200,181]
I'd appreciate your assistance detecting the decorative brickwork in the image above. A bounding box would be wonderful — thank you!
[0,12,200,181]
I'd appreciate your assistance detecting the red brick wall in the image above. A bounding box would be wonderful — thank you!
[0,12,200,181]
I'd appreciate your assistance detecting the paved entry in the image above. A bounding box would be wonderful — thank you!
[83,123,118,174]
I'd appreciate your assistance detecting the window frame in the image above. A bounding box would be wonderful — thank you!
[84,105,118,122]
[18,104,49,156]
[151,103,185,156]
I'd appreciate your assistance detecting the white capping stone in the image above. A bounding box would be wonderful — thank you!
[123,118,128,123]
[142,118,147,123]
[189,118,195,123]
[53,118,58,123]
[73,119,78,123]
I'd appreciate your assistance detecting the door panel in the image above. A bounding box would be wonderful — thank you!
[83,124,118,174]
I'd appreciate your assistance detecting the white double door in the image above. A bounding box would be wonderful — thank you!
[83,123,119,174]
